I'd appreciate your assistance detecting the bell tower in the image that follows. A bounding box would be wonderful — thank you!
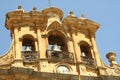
[1,5,119,80]
[5,5,48,70]
[5,5,103,74]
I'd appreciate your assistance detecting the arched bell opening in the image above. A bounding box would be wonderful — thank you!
[21,35,38,63]
[48,30,67,52]
[79,41,94,67]
[80,41,92,58]
[22,35,35,52]
[46,30,74,63]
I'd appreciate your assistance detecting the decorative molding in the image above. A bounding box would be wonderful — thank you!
[67,37,73,41]
[106,67,120,76]
[41,34,48,38]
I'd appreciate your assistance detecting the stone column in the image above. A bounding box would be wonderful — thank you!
[67,39,74,53]
[67,37,76,62]
[12,25,23,67]
[35,40,38,52]
[90,34,101,67]
[71,28,81,63]
[90,47,95,59]
[14,27,21,59]
[42,33,48,53]
[36,27,45,59]
[36,27,48,72]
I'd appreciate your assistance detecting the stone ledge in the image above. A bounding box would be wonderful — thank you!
[0,67,120,80]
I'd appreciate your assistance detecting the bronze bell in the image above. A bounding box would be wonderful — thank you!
[81,52,86,57]
[25,46,32,51]
[52,44,61,51]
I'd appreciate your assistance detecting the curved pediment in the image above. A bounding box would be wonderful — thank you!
[46,19,62,31]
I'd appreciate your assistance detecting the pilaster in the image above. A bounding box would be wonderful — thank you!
[90,34,101,67]
[36,26,48,71]
[12,25,23,67]
[36,27,46,59]
[71,27,81,63]
[66,36,76,63]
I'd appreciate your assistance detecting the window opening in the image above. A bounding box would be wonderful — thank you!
[22,37,37,63]
[48,35,66,51]
[80,44,92,58]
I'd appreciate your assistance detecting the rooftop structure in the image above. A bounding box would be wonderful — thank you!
[0,5,120,80]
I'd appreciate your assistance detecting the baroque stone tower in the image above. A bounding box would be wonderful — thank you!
[0,6,120,80]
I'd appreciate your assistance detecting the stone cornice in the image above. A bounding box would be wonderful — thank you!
[5,10,47,30]
[63,16,100,34]
[0,67,120,80]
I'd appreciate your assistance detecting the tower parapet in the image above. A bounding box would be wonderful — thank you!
[5,6,47,31]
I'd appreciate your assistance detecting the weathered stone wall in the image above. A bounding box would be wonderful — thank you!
[0,67,120,80]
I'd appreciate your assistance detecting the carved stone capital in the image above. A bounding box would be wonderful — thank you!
[41,34,48,38]
[67,37,73,41]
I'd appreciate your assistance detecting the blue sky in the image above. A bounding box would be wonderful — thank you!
[0,0,120,65]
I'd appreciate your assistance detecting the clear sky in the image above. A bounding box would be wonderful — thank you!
[0,0,120,65]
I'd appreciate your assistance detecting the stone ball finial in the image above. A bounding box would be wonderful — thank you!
[18,5,22,9]
[106,52,117,67]
[17,5,24,11]
[69,11,73,15]
[81,13,85,18]
[81,13,86,20]
[69,11,74,16]
[33,7,37,11]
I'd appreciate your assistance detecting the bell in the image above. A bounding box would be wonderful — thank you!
[82,52,86,57]
[52,44,61,51]
[25,46,32,51]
